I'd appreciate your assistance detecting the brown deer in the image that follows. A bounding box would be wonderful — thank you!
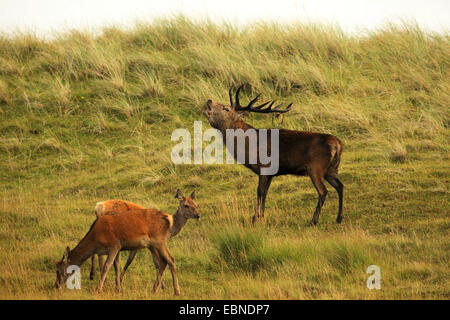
[89,200,145,281]
[90,198,197,287]
[55,190,199,295]
[203,85,343,225]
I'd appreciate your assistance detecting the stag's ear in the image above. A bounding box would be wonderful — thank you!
[236,110,249,118]
[175,189,184,201]
[189,190,196,200]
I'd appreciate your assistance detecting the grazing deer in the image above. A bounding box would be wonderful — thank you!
[55,190,199,295]
[91,197,197,287]
[203,85,343,225]
[89,200,145,281]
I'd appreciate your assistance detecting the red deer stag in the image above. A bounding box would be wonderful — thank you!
[203,85,343,225]
[55,190,199,295]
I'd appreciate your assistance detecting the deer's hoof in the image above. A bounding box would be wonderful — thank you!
[252,215,262,224]
[336,216,343,224]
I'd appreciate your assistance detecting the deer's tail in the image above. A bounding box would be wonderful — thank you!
[327,136,342,176]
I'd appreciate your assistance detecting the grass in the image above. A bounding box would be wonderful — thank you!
[0,17,449,299]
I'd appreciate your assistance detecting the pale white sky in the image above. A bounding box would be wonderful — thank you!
[0,0,449,36]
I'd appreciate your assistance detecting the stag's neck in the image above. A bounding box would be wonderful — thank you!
[217,118,254,137]
[68,228,96,266]
[170,208,188,238]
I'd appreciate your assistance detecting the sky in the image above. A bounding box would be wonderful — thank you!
[0,0,449,36]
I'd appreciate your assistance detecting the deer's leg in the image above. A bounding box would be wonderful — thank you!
[253,175,273,223]
[151,251,166,290]
[325,174,344,223]
[120,249,137,283]
[150,247,167,293]
[113,252,121,291]
[98,255,104,275]
[97,246,120,292]
[90,255,96,280]
[159,245,180,296]
[309,171,328,225]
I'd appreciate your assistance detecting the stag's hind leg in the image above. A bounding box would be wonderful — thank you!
[325,174,344,223]
[308,171,328,225]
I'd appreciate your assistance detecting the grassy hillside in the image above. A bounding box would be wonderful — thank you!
[0,17,449,299]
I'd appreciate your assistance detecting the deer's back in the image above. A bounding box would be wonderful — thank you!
[278,129,341,174]
[95,199,146,218]
[93,209,173,249]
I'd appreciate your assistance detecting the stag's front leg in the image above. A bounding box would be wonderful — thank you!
[253,175,273,223]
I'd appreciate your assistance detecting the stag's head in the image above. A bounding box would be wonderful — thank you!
[203,85,293,130]
[175,189,200,220]
[55,246,71,289]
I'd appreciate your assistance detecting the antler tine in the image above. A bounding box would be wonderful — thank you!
[235,84,244,107]
[253,101,293,113]
[247,94,261,108]
[253,100,271,110]
[229,85,293,114]
[229,86,234,106]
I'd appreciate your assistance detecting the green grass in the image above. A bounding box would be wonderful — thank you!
[0,17,449,299]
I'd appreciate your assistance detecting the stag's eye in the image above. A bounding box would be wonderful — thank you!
[224,107,230,112]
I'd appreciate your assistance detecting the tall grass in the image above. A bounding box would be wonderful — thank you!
[0,18,448,299]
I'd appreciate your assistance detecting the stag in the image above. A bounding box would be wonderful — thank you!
[203,85,343,225]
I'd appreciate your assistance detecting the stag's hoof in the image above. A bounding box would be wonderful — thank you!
[252,215,260,224]
[308,220,318,226]
[336,216,343,224]
[174,289,180,296]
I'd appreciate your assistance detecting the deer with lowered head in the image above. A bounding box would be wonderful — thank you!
[55,189,199,295]
[89,197,195,288]
[89,199,145,281]
[203,85,343,225]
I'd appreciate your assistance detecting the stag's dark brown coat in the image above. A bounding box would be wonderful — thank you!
[203,85,344,225]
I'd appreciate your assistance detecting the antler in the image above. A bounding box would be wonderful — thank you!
[229,85,293,114]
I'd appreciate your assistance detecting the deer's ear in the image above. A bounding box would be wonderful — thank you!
[236,110,249,118]
[175,189,184,200]
[63,247,70,262]
[189,190,196,200]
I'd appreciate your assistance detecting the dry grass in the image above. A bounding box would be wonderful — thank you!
[0,18,449,299]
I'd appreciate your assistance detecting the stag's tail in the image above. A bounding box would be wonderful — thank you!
[327,136,342,176]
